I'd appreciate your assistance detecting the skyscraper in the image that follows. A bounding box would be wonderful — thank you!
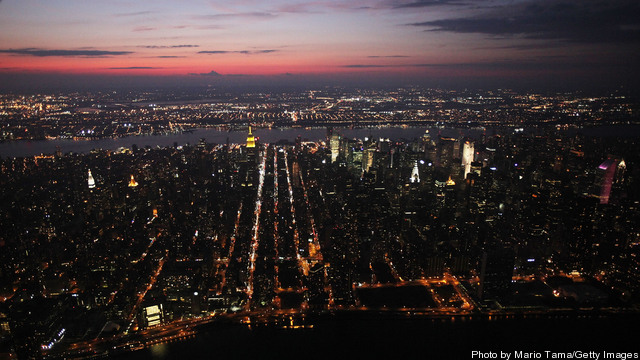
[615,159,626,184]
[462,140,474,179]
[597,158,618,204]
[410,160,420,183]
[245,126,257,167]
[478,247,515,300]
[246,126,255,149]
[242,127,258,188]
[330,133,341,163]
[87,169,96,189]
[128,174,138,188]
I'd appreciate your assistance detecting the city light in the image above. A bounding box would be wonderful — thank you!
[1,71,639,360]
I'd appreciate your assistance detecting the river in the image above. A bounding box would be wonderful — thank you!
[112,311,640,360]
[1,125,639,158]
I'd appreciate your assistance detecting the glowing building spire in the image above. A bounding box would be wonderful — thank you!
[410,160,420,183]
[128,174,138,188]
[246,126,255,148]
[446,175,456,186]
[87,169,96,189]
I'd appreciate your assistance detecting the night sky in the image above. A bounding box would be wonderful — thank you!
[1,0,639,90]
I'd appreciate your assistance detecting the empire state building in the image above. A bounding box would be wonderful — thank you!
[246,126,255,148]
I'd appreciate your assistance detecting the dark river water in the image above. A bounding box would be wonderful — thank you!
[2,125,639,158]
[0,126,471,158]
[113,312,640,360]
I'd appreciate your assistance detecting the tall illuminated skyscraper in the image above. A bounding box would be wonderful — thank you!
[462,140,474,179]
[616,159,626,183]
[246,126,257,166]
[330,133,341,163]
[410,160,420,183]
[246,126,255,148]
[363,147,374,173]
[87,169,96,189]
[598,158,619,204]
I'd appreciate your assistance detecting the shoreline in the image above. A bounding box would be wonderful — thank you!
[1,123,640,159]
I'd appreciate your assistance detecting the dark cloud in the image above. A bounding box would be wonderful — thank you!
[344,59,639,72]
[198,50,231,54]
[198,49,278,55]
[188,70,254,77]
[140,45,199,49]
[189,70,222,76]
[344,63,444,68]
[474,42,565,51]
[409,0,640,43]
[391,0,467,9]
[0,48,133,57]
[408,62,546,70]
[343,64,394,68]
[340,62,495,69]
[108,67,161,70]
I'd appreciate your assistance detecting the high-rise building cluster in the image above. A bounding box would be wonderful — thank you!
[0,109,638,357]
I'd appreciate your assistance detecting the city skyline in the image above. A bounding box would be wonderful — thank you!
[2,117,639,358]
[1,0,639,90]
[1,1,640,357]
[0,86,639,358]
